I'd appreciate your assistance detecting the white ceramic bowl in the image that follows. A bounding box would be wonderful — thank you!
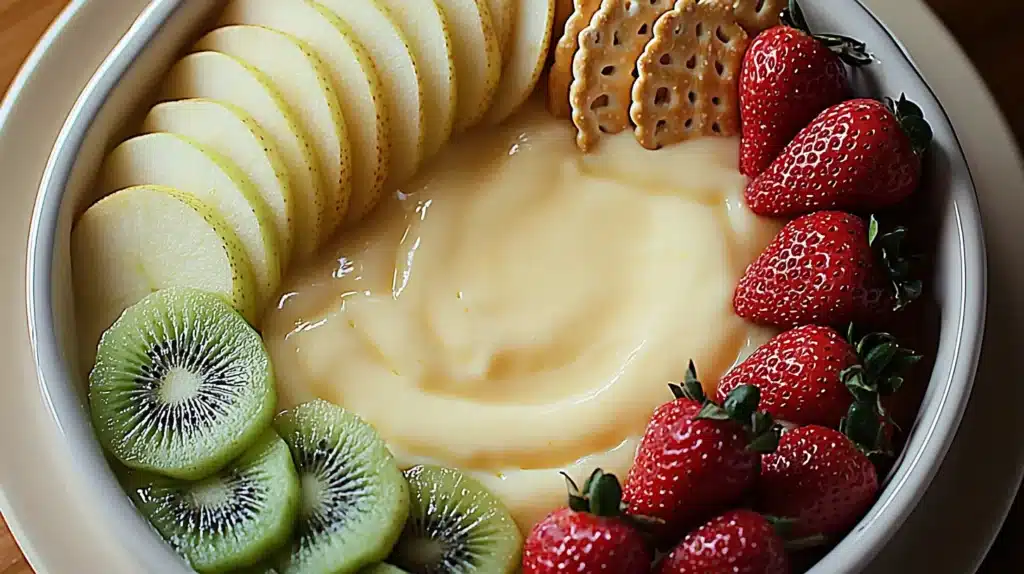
[23,0,987,572]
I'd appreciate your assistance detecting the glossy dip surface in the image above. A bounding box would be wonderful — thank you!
[261,102,781,529]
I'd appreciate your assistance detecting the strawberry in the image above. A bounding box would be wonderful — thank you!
[745,95,933,217]
[733,211,922,329]
[657,509,790,574]
[623,363,781,542]
[716,324,920,433]
[522,469,651,574]
[757,425,879,538]
[740,0,871,178]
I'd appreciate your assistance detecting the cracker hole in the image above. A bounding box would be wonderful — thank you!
[712,96,721,106]
[638,23,648,35]
[599,124,610,133]
[660,53,672,66]
[756,0,767,11]
[601,65,615,76]
[591,94,610,110]
[688,91,696,104]
[715,61,725,76]
[673,25,683,37]
[695,23,704,38]
[593,31,602,45]
[686,55,697,69]
[716,26,730,43]
[712,122,722,133]
[655,87,670,106]
[684,118,694,129]
[613,31,621,46]
[656,119,667,135]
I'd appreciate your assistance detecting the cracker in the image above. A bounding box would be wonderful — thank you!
[731,0,786,35]
[630,0,749,150]
[569,0,675,151]
[547,0,602,119]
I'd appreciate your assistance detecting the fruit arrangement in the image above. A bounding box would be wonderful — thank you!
[91,288,523,573]
[74,0,940,572]
[72,0,558,366]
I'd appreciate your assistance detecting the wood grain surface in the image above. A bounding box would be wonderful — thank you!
[0,0,1021,573]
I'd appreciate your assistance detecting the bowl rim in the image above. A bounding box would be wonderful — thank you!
[20,0,988,573]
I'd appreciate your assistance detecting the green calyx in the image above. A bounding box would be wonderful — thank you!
[564,469,626,518]
[867,215,924,311]
[676,362,780,454]
[668,360,706,402]
[839,324,922,456]
[885,93,933,156]
[781,0,873,67]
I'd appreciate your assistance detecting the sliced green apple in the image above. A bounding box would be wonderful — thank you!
[141,99,296,269]
[160,50,325,258]
[376,0,457,160]
[218,0,391,226]
[486,0,514,60]
[95,133,281,308]
[317,0,425,186]
[72,185,257,367]
[195,25,352,240]
[434,0,502,131]
[484,0,556,125]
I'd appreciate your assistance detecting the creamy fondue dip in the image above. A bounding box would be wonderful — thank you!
[261,102,781,531]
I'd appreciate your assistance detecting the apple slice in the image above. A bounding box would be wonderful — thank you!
[141,99,296,269]
[376,0,457,160]
[95,133,281,308]
[195,25,351,240]
[484,0,556,125]
[434,0,502,131]
[160,50,325,258]
[219,0,390,226]
[317,0,425,186]
[72,185,257,366]
[486,0,515,59]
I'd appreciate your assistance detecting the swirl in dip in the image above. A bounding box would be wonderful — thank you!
[261,101,780,531]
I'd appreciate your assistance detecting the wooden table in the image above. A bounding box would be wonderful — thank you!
[0,0,1022,572]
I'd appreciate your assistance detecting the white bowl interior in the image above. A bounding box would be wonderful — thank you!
[28,0,986,573]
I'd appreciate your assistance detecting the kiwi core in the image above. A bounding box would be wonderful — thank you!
[262,102,781,530]
[159,367,203,405]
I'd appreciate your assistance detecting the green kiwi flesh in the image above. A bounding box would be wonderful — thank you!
[89,287,276,480]
[127,430,300,573]
[361,564,410,574]
[389,465,522,574]
[274,399,409,573]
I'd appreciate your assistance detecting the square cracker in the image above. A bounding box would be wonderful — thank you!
[548,0,603,119]
[630,0,749,150]
[569,0,675,152]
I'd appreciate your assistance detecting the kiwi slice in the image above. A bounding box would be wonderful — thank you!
[89,287,276,480]
[361,565,410,574]
[274,399,409,573]
[389,465,523,574]
[127,430,300,573]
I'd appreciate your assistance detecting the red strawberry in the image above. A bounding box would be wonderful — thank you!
[740,0,871,177]
[733,211,922,329]
[657,509,790,574]
[757,425,879,538]
[623,363,781,541]
[716,324,920,431]
[745,96,933,216]
[522,469,651,574]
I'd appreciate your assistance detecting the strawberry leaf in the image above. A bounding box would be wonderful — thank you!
[723,384,760,422]
[782,1,873,67]
[867,216,924,310]
[886,94,933,155]
[669,360,706,402]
